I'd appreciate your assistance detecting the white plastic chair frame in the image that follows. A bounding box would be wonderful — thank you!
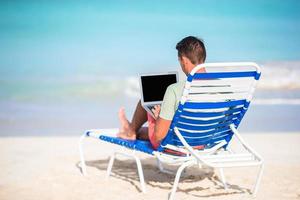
[78,62,264,200]
[79,131,147,193]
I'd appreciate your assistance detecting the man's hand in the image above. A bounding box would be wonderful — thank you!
[151,105,161,120]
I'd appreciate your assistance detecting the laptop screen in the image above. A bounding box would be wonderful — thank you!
[141,73,177,102]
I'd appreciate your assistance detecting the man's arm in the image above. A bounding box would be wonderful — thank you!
[151,106,172,143]
[153,117,171,143]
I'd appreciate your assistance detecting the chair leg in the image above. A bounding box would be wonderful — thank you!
[169,161,194,200]
[106,151,146,193]
[106,152,116,179]
[252,163,264,196]
[79,133,87,176]
[219,168,228,190]
[134,155,146,193]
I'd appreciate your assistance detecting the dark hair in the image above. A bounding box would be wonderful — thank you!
[176,36,206,65]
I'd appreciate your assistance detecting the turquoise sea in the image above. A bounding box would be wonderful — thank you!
[0,1,300,136]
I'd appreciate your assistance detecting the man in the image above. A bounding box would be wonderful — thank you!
[117,36,206,149]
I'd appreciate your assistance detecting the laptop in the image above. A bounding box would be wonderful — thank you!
[139,72,178,118]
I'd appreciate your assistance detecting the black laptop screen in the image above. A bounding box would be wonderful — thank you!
[141,74,177,102]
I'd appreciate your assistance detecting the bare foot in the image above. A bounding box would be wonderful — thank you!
[117,107,136,140]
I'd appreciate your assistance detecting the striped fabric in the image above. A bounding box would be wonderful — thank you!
[157,69,260,152]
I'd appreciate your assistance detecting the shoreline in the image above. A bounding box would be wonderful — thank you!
[1,99,300,135]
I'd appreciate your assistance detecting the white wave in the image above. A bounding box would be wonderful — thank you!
[123,76,140,98]
[121,77,300,105]
[120,62,300,101]
[257,61,300,90]
[120,61,300,92]
[2,61,299,101]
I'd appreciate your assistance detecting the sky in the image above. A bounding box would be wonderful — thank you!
[0,0,300,77]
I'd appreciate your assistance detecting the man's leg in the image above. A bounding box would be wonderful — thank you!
[130,100,148,134]
[118,100,149,140]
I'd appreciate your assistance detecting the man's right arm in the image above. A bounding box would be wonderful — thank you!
[153,117,171,143]
[152,85,176,143]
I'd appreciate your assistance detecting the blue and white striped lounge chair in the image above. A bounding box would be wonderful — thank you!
[79,62,264,200]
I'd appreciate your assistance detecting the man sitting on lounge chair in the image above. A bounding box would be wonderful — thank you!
[117,36,207,149]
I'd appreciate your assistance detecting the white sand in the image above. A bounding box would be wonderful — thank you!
[0,133,300,200]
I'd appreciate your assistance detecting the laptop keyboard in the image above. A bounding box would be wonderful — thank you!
[148,104,161,111]
[148,105,154,111]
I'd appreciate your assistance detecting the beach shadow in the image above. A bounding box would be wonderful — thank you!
[76,157,250,197]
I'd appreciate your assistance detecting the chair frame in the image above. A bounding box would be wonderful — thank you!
[78,62,264,200]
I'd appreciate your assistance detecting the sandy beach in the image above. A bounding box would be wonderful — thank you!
[0,133,300,200]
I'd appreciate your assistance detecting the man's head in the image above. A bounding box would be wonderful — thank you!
[176,36,206,74]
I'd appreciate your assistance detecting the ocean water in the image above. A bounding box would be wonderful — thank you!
[1,61,300,103]
[0,61,300,136]
[0,1,300,136]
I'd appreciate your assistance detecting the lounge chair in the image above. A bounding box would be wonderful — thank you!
[78,62,264,200]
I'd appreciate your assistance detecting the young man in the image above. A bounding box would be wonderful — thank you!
[117,36,206,149]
